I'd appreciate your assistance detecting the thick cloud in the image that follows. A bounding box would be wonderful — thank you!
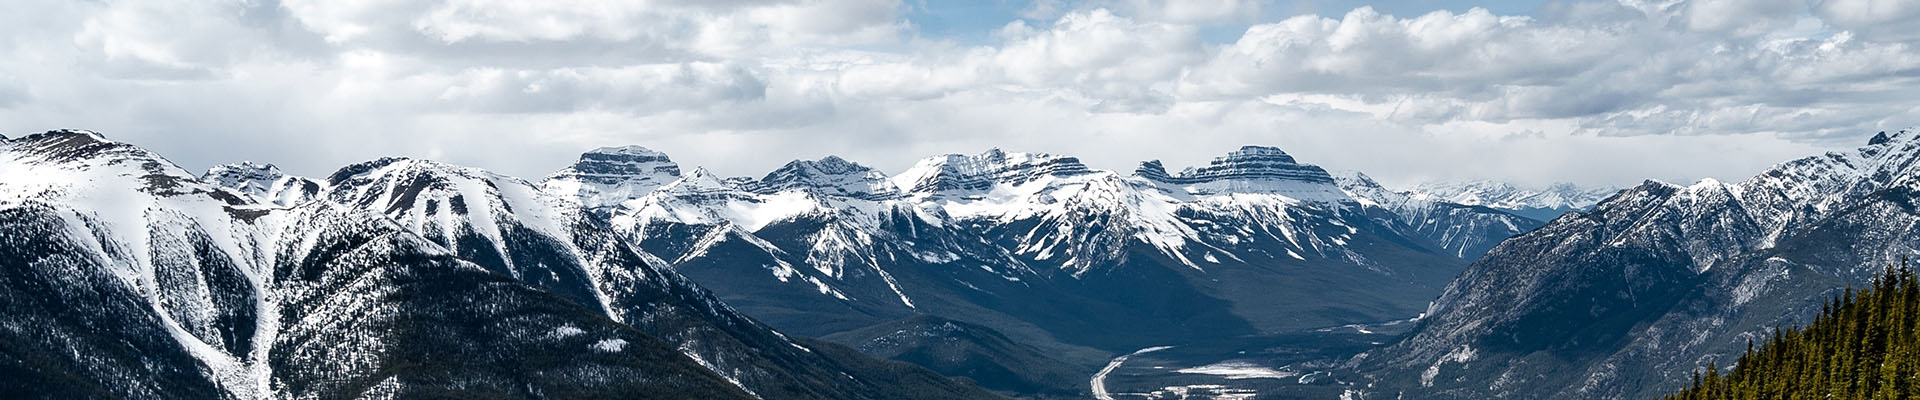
[0,0,1913,188]
[1816,0,1920,41]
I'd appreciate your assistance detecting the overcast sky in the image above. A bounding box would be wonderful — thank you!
[0,0,1915,188]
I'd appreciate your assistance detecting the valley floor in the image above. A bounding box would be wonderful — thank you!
[1092,346,1174,400]
[1087,317,1417,399]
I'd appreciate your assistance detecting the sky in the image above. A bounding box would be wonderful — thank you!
[0,0,1916,189]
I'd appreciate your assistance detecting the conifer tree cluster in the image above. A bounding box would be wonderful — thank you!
[1663,262,1920,400]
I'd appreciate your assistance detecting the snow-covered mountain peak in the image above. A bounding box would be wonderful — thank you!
[0,130,223,203]
[202,161,326,207]
[661,167,738,194]
[1411,180,1620,215]
[1330,170,1386,191]
[0,130,265,317]
[1330,170,1398,206]
[326,157,427,187]
[324,157,555,222]
[42,128,108,140]
[9,129,144,163]
[1137,145,1352,202]
[747,156,903,200]
[1849,129,1918,165]
[0,131,263,216]
[1224,145,1295,161]
[542,145,684,211]
[1863,129,1916,147]
[1726,129,1920,233]
[322,157,590,277]
[891,149,1093,196]
[327,158,483,204]
[206,160,280,177]
[611,167,838,237]
[589,145,670,158]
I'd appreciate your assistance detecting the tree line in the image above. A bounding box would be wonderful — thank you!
[1664,262,1920,400]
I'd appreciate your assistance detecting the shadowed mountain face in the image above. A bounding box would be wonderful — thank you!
[0,131,995,400]
[542,144,1543,396]
[1365,130,1920,399]
[823,315,1086,397]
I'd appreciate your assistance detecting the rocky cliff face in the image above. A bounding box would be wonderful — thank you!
[1138,145,1351,201]
[541,146,684,212]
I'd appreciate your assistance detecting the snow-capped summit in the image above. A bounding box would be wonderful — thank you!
[1333,170,1544,258]
[202,161,282,186]
[1869,130,1894,145]
[1139,145,1352,202]
[658,167,741,195]
[1411,180,1619,220]
[542,145,683,211]
[1329,170,1397,207]
[745,156,903,200]
[892,149,1094,196]
[1,130,225,208]
[324,157,596,283]
[0,130,300,397]
[41,128,107,140]
[610,165,833,238]
[202,161,326,207]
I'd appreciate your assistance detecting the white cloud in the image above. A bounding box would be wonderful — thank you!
[1681,0,1804,37]
[1183,7,1608,98]
[432,63,768,114]
[0,0,1914,190]
[1816,0,1920,41]
[281,0,906,58]
[993,9,1201,111]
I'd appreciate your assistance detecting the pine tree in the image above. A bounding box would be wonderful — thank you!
[1661,260,1920,400]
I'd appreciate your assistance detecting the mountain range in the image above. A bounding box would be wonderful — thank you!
[9,123,1911,400]
[14,125,1901,400]
[531,143,1554,395]
[1410,180,1620,221]
[1,129,1560,398]
[1363,130,1920,399]
[0,130,991,399]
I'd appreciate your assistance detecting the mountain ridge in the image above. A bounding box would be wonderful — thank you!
[0,128,1554,399]
[536,140,1545,396]
[1364,129,1920,399]
[1408,180,1621,220]
[0,130,996,400]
